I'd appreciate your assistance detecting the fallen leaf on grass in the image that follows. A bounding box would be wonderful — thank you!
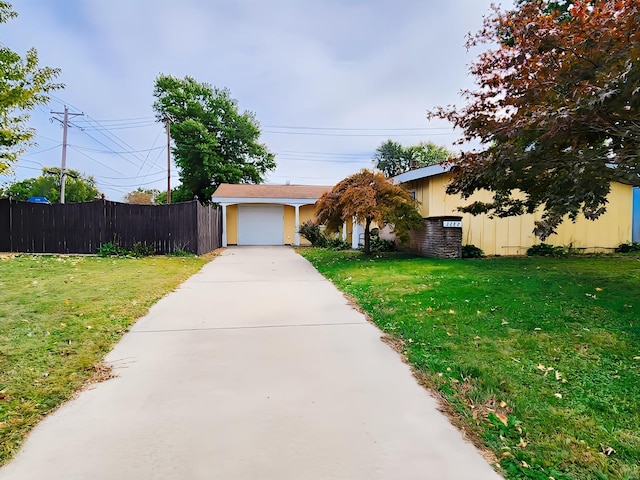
[634,356,640,360]
[600,445,616,456]
[518,437,528,448]
[555,371,562,380]
[595,287,603,292]
[554,393,563,399]
[500,452,513,458]
[446,332,453,337]
[448,309,455,314]
[537,364,547,371]
[520,461,530,468]
[495,412,508,426]
[499,401,507,408]
[501,320,509,325]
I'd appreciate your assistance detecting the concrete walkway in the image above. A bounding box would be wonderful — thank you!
[1,247,502,480]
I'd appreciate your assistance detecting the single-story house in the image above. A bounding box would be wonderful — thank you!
[393,164,634,255]
[212,183,356,247]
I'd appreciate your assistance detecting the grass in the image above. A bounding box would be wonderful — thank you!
[299,249,640,480]
[0,253,208,465]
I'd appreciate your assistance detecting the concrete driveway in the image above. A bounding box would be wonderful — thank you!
[0,247,502,480]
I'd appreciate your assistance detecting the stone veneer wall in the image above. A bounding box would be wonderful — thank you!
[402,216,463,259]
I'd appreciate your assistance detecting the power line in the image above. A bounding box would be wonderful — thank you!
[23,145,61,156]
[137,130,164,176]
[98,176,178,188]
[48,94,163,174]
[264,130,457,137]
[93,171,166,181]
[70,144,165,155]
[68,146,124,175]
[263,125,453,131]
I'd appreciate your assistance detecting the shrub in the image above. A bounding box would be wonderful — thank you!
[130,242,155,257]
[462,244,484,258]
[615,242,640,253]
[168,249,195,257]
[97,242,125,257]
[527,243,566,257]
[298,220,327,247]
[325,237,351,250]
[368,237,396,253]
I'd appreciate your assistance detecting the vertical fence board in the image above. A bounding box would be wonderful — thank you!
[0,200,221,254]
[0,199,10,251]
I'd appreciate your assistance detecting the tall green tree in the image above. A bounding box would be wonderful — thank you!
[1,167,101,203]
[373,140,453,177]
[152,75,275,202]
[429,0,640,239]
[315,169,423,254]
[154,184,193,205]
[372,140,410,177]
[124,188,161,205]
[0,2,63,174]
[409,142,454,169]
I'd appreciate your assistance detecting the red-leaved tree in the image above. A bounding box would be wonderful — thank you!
[315,169,423,254]
[429,0,640,238]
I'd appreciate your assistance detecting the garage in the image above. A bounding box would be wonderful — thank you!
[237,205,284,245]
[212,183,333,247]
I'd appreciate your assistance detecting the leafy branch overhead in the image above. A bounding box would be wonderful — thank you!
[0,2,63,174]
[315,169,423,254]
[429,0,640,239]
[152,75,275,202]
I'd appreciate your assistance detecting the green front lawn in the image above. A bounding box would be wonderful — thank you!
[0,254,208,465]
[299,249,640,480]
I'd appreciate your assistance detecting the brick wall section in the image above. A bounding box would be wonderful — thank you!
[403,216,463,259]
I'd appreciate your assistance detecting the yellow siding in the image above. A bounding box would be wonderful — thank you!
[226,205,238,245]
[410,173,632,255]
[549,181,632,251]
[299,205,316,245]
[284,206,295,244]
[404,180,428,217]
[284,204,318,245]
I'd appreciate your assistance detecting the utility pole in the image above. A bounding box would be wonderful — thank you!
[51,106,83,203]
[166,120,171,204]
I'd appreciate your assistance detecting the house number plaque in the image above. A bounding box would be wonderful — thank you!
[443,221,462,228]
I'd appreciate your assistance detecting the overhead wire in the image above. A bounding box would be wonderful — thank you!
[29,98,458,195]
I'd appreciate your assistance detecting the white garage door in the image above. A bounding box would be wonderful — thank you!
[237,205,284,245]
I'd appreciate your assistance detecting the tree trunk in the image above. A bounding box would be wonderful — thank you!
[364,218,372,255]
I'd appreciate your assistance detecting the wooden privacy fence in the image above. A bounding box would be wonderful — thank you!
[0,199,222,255]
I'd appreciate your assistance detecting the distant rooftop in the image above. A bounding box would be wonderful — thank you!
[212,183,332,200]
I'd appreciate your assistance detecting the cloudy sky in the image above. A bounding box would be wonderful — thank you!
[2,0,512,201]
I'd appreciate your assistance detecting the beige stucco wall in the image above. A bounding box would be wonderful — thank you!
[408,173,632,255]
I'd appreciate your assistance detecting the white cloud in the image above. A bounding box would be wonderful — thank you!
[2,0,512,199]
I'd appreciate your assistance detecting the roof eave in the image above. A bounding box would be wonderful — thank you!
[392,164,451,184]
